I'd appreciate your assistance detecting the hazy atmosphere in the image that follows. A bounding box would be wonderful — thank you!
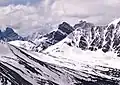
[0,0,120,35]
[1,1,120,85]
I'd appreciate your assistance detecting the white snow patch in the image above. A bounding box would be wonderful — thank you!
[9,40,35,50]
[108,18,120,27]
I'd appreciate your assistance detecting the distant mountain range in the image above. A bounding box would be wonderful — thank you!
[2,18,120,56]
[1,19,120,85]
[0,27,24,41]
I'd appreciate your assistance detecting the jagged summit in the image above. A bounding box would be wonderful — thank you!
[108,18,120,28]
[61,18,120,56]
[10,22,75,52]
[7,18,120,56]
[74,20,94,29]
[24,22,75,51]
[6,27,14,32]
[0,27,24,41]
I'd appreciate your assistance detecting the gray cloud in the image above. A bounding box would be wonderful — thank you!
[0,0,120,35]
[0,0,39,6]
[51,0,120,25]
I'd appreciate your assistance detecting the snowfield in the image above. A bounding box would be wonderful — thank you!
[0,41,120,85]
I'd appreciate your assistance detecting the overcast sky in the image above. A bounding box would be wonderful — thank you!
[0,0,120,35]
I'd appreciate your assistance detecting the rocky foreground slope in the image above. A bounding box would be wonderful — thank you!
[0,42,120,85]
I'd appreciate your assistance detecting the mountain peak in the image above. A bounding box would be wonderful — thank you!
[5,27,14,34]
[26,22,75,51]
[59,22,72,29]
[74,20,94,29]
[6,27,14,31]
[0,27,23,41]
[108,18,120,27]
[58,22,74,34]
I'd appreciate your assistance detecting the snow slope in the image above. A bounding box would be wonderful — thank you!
[0,41,119,85]
[42,37,120,80]
[108,18,120,27]
[9,40,36,50]
[1,19,120,85]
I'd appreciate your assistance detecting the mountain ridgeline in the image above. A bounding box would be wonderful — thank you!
[35,22,74,50]
[68,19,120,56]
[25,22,75,51]
[28,19,120,56]
[1,19,120,55]
[0,27,24,42]
[1,19,120,85]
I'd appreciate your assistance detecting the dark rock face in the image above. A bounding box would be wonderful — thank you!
[0,27,24,42]
[71,21,105,51]
[0,30,3,40]
[79,36,88,50]
[102,24,114,52]
[58,22,74,34]
[52,22,74,42]
[34,22,74,51]
[68,21,120,55]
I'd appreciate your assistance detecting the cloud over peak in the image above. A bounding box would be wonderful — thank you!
[0,0,120,35]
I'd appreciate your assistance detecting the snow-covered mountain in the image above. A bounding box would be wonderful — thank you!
[9,18,120,56]
[29,22,74,51]
[0,27,24,42]
[1,18,120,85]
[63,19,120,56]
[10,22,74,52]
[0,38,120,85]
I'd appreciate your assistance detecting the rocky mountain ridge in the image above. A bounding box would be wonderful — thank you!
[66,19,120,56]
[0,27,24,42]
[1,18,120,85]
[2,18,120,56]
